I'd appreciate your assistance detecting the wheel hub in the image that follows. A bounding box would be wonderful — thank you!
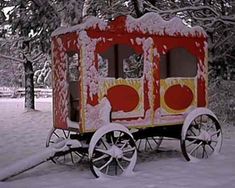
[109,145,123,159]
[198,130,211,143]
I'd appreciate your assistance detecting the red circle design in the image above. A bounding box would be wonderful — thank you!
[164,84,194,110]
[107,85,139,112]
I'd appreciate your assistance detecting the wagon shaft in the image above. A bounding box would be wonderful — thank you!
[0,139,81,181]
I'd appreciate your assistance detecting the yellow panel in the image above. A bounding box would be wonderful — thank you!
[160,78,197,114]
[98,78,144,118]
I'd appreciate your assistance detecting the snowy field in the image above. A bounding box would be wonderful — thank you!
[0,98,235,188]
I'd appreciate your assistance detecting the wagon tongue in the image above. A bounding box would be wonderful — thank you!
[0,139,81,181]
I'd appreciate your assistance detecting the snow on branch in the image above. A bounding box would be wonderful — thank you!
[213,32,235,49]
[0,54,24,63]
[160,6,220,17]
[144,1,220,17]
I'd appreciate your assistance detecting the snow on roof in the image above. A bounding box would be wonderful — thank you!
[52,13,206,37]
[125,13,206,37]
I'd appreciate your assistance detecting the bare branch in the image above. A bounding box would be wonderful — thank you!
[0,54,24,63]
[145,4,220,17]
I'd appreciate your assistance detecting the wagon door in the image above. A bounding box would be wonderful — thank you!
[98,44,145,120]
[159,47,198,124]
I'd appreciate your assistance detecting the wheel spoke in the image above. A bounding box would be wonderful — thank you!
[99,157,113,171]
[73,151,83,158]
[146,138,153,150]
[105,164,110,175]
[137,139,142,150]
[185,139,198,148]
[115,160,118,175]
[70,152,74,163]
[210,130,221,137]
[53,132,60,138]
[67,131,70,138]
[123,147,136,153]
[110,134,114,145]
[189,141,203,155]
[202,145,205,158]
[116,159,124,172]
[62,130,67,138]
[206,123,215,131]
[122,156,132,162]
[100,138,110,150]
[93,154,109,162]
[121,140,129,149]
[144,138,148,151]
[95,148,111,156]
[186,135,200,140]
[208,143,215,151]
[188,127,197,136]
[192,120,197,125]
[203,145,209,158]
[115,132,122,144]
[152,137,161,145]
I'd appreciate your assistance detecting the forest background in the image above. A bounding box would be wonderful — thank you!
[0,0,234,124]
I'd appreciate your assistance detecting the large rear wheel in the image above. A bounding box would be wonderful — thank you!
[181,108,222,161]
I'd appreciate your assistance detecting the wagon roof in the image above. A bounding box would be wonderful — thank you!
[52,12,206,38]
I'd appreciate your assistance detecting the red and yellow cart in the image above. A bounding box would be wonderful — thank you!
[47,13,222,177]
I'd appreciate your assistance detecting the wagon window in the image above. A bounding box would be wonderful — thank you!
[98,44,144,79]
[160,48,198,78]
[67,52,80,122]
[67,52,79,81]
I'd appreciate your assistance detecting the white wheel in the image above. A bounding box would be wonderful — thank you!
[136,136,163,152]
[181,108,223,161]
[46,128,84,165]
[88,123,137,178]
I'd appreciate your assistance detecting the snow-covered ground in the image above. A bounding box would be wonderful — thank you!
[0,98,234,188]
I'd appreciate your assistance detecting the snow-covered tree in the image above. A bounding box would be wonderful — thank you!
[0,38,24,87]
[138,0,235,80]
[0,0,234,112]
[83,0,135,19]
[0,0,85,109]
[34,58,51,88]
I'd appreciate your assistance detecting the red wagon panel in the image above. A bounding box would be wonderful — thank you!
[51,13,207,133]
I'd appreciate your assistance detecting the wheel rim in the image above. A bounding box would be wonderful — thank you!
[136,136,163,152]
[181,114,222,161]
[46,128,84,165]
[90,128,137,177]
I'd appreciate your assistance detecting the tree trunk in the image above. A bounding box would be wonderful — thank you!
[24,59,35,110]
[132,0,143,18]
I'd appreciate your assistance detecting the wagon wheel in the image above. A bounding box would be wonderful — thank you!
[46,128,84,165]
[136,136,163,152]
[181,108,223,161]
[89,123,137,178]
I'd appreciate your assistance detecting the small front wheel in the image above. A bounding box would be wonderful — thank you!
[136,136,163,152]
[46,128,84,165]
[89,123,137,178]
